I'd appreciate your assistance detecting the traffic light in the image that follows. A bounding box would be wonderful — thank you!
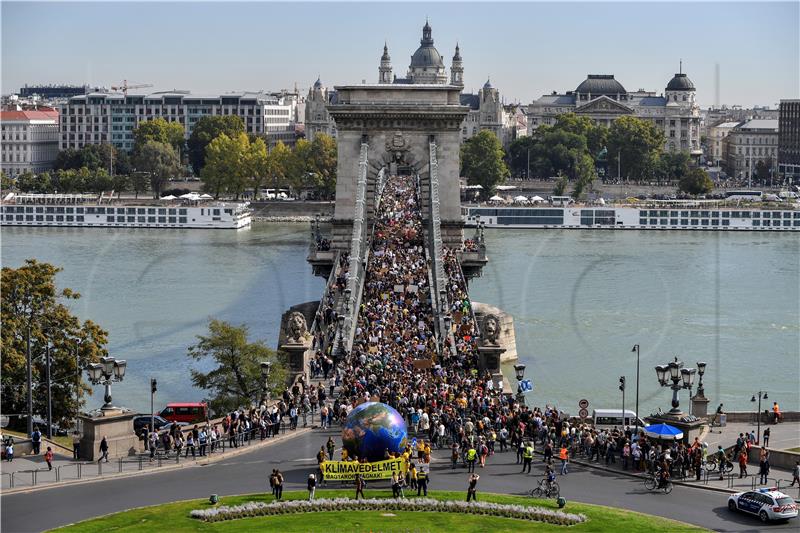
[151,378,157,394]
[619,376,626,391]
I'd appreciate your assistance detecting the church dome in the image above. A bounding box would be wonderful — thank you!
[666,73,695,91]
[410,45,444,69]
[576,74,626,95]
[409,20,444,69]
[483,78,493,89]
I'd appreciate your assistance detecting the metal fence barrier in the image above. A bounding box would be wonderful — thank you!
[1,471,12,488]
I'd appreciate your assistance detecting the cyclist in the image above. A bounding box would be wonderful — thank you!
[715,445,727,480]
[544,464,556,492]
[657,460,671,490]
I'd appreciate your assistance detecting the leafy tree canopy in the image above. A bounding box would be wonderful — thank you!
[461,130,510,197]
[133,118,185,155]
[678,167,714,196]
[187,319,287,416]
[1,260,108,429]
[187,116,245,174]
[133,140,181,198]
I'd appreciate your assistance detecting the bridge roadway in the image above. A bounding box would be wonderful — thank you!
[1,427,792,532]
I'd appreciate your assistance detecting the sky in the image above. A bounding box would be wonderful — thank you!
[2,1,798,108]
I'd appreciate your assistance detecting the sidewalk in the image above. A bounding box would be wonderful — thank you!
[564,441,800,499]
[0,427,313,493]
[704,420,800,452]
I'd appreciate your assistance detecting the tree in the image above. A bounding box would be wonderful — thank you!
[133,118,185,156]
[678,167,714,196]
[553,113,608,156]
[552,175,568,196]
[201,133,249,199]
[655,151,691,184]
[187,116,245,174]
[289,139,313,193]
[1,260,108,430]
[309,134,337,198]
[0,171,13,191]
[460,130,510,197]
[267,141,292,193]
[507,136,537,178]
[245,137,269,200]
[755,160,771,183]
[130,173,150,199]
[570,152,597,199]
[607,116,665,180]
[133,141,181,198]
[187,319,286,415]
[18,171,50,193]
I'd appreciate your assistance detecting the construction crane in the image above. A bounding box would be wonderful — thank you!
[111,80,153,96]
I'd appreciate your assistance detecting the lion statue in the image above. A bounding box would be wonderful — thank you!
[482,314,501,346]
[286,311,308,344]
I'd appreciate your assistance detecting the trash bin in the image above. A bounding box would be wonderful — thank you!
[718,413,726,427]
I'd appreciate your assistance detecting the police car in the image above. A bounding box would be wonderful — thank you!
[727,488,798,523]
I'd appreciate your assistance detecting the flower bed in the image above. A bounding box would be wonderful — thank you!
[190,497,586,526]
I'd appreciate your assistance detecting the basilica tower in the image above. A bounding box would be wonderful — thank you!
[450,43,464,87]
[379,43,393,84]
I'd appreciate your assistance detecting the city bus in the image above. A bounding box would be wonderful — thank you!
[724,190,763,202]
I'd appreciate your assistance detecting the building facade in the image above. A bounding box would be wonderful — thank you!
[707,121,739,166]
[305,78,338,142]
[59,91,298,152]
[527,71,702,155]
[778,100,800,183]
[1,109,59,177]
[306,22,516,147]
[722,119,779,182]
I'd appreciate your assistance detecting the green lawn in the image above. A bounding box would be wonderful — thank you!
[3,429,72,450]
[52,490,708,533]
[787,447,800,453]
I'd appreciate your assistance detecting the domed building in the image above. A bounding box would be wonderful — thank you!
[527,66,702,155]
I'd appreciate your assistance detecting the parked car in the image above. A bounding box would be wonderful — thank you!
[132,415,170,435]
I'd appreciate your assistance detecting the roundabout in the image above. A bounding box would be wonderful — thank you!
[50,490,706,532]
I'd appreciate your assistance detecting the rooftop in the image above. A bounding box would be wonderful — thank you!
[0,109,59,121]
[736,119,779,131]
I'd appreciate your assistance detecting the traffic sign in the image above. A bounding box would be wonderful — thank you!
[578,399,589,409]
[520,379,533,393]
[411,437,417,449]
[578,408,589,419]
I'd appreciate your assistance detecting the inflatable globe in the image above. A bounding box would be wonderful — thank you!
[341,402,408,462]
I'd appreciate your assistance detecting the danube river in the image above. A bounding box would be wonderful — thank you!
[2,225,798,415]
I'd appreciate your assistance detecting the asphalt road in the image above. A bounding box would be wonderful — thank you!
[1,428,795,532]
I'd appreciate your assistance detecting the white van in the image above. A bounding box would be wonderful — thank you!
[592,409,646,430]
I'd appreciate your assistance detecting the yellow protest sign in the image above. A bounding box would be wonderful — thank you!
[321,458,407,481]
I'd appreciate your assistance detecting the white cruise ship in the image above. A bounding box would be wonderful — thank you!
[1,193,251,229]
[463,204,800,231]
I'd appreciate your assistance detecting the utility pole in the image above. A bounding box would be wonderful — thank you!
[150,378,157,435]
[46,344,53,439]
[632,344,640,436]
[527,147,530,180]
[26,324,33,437]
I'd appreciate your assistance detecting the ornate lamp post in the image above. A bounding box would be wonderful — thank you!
[87,357,126,410]
[631,344,640,434]
[750,391,768,444]
[514,364,526,406]
[260,361,272,406]
[654,357,695,417]
[344,288,352,312]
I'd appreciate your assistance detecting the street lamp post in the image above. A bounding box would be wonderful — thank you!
[45,343,53,439]
[260,361,272,406]
[654,357,695,417]
[619,376,626,430]
[750,391,768,444]
[26,324,33,437]
[631,344,640,434]
[514,364,526,406]
[86,357,127,410]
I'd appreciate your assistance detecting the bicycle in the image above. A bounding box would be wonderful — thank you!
[528,477,560,498]
[705,456,734,474]
[644,473,673,494]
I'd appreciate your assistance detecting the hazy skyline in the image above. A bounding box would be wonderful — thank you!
[2,1,798,108]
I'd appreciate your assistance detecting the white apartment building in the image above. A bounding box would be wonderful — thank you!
[59,91,298,152]
[1,109,59,177]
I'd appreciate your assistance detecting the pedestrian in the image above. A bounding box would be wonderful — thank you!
[391,472,401,498]
[98,435,109,463]
[275,470,284,500]
[559,444,569,475]
[521,442,533,474]
[44,446,54,471]
[466,473,479,502]
[738,448,748,478]
[451,443,459,470]
[72,431,81,460]
[466,444,477,473]
[759,447,770,485]
[185,432,196,458]
[790,461,800,487]
[31,426,42,455]
[149,431,158,462]
[772,402,781,424]
[198,428,207,456]
[307,473,316,501]
[763,427,770,447]
[355,473,365,500]
[269,469,276,497]
[5,440,13,462]
[416,467,429,496]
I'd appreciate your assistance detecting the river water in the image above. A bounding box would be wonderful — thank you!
[2,225,798,415]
